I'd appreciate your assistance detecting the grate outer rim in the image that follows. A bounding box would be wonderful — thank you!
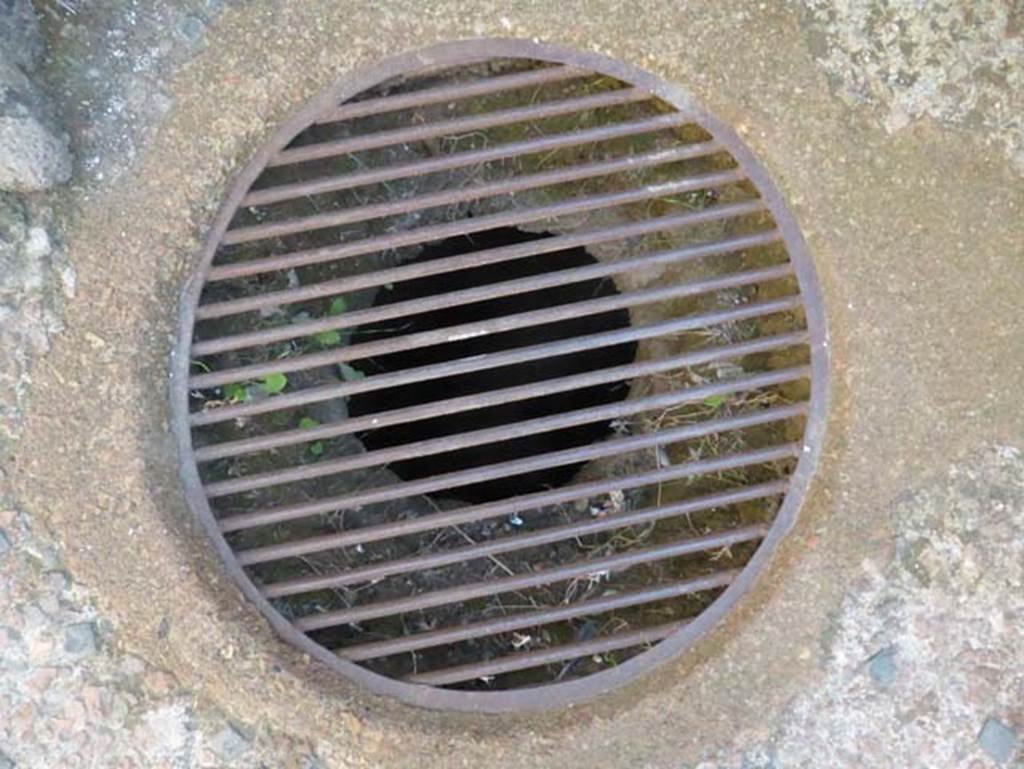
[170,37,830,713]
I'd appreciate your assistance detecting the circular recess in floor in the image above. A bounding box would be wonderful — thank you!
[172,39,829,713]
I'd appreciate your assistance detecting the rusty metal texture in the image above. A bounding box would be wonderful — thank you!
[171,40,829,713]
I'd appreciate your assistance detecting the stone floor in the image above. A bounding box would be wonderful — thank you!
[1,1,1021,767]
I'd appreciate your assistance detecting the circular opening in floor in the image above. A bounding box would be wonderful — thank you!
[347,226,637,503]
[173,40,829,712]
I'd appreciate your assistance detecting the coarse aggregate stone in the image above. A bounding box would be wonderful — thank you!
[0,1,1021,767]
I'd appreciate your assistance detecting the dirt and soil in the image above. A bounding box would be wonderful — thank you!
[0,1,1021,767]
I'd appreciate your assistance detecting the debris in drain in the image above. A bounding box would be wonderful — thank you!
[174,46,826,709]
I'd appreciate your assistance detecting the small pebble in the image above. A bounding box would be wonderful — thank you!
[118,655,147,676]
[177,15,205,44]
[740,745,777,769]
[209,724,251,761]
[20,542,59,569]
[43,570,70,595]
[867,646,897,687]
[978,718,1019,765]
[37,594,60,615]
[64,622,98,656]
[83,332,106,349]
[0,748,14,769]
[0,529,10,556]
[21,605,47,632]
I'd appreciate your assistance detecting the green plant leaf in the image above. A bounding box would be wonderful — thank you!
[222,382,249,403]
[313,329,342,347]
[260,373,288,394]
[301,417,324,456]
[338,363,365,382]
[328,297,347,316]
[703,394,726,410]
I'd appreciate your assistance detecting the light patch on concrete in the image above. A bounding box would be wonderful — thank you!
[45,0,231,186]
[135,703,195,766]
[0,503,328,768]
[800,0,1024,172]
[733,446,1024,768]
[0,195,72,444]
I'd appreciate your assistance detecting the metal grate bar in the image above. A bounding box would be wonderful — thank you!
[191,296,803,428]
[406,621,686,685]
[191,261,792,390]
[316,65,589,124]
[230,444,799,569]
[206,170,750,282]
[261,482,787,595]
[232,442,798,561]
[198,331,806,462]
[212,407,802,524]
[220,440,802,536]
[208,358,806,504]
[199,198,764,316]
[233,395,801,564]
[267,87,651,168]
[205,385,805,500]
[243,113,689,208]
[232,443,800,565]
[295,525,767,630]
[226,143,719,245]
[193,228,778,356]
[338,570,738,662]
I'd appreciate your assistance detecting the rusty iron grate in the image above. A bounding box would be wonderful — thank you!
[172,41,828,712]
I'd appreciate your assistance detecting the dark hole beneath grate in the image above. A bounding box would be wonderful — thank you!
[347,226,637,504]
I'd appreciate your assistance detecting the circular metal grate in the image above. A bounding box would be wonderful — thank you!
[173,40,828,712]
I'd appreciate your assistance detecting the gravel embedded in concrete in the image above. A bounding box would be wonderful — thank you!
[0,0,1021,767]
[0,0,43,72]
[801,0,1024,172]
[209,724,252,762]
[0,116,72,193]
[0,506,323,767]
[62,622,97,656]
[866,646,897,687]
[979,718,1020,765]
[0,52,72,193]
